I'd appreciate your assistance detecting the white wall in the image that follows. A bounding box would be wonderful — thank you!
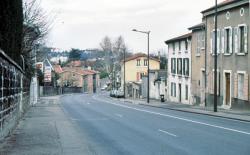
[167,39,192,104]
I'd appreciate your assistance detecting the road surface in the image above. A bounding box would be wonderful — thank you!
[61,93,250,155]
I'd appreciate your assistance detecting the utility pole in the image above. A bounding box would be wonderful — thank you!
[214,0,218,112]
[123,48,126,98]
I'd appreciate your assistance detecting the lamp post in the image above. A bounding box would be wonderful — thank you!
[132,29,150,103]
[214,0,218,112]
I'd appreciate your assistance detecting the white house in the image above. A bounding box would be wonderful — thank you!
[165,33,192,104]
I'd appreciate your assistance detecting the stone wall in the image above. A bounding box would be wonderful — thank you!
[0,50,30,140]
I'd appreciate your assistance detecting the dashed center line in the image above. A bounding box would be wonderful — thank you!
[158,129,177,137]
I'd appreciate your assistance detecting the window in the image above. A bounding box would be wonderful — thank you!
[177,58,182,75]
[136,59,140,66]
[185,85,188,100]
[224,28,232,54]
[171,82,176,97]
[238,73,244,99]
[179,41,181,51]
[144,59,148,66]
[197,31,205,55]
[185,40,188,51]
[171,58,176,74]
[240,8,244,16]
[238,25,247,54]
[173,43,175,52]
[183,58,189,76]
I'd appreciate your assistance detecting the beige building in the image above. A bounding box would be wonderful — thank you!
[121,53,160,83]
[120,53,160,97]
[188,23,206,105]
[58,68,84,87]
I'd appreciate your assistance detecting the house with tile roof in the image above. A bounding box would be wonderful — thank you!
[120,53,160,97]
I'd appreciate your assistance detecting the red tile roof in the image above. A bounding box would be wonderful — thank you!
[61,67,98,75]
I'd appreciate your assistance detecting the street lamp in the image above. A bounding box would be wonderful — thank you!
[132,29,150,103]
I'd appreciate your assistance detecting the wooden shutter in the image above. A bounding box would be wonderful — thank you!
[244,73,249,100]
[244,25,248,53]
[217,30,220,54]
[210,31,213,54]
[234,27,238,53]
[229,28,233,53]
[221,29,225,53]
[234,73,238,98]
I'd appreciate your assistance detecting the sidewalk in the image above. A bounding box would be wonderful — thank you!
[0,96,93,155]
[115,97,250,122]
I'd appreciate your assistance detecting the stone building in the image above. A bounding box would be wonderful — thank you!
[201,0,249,109]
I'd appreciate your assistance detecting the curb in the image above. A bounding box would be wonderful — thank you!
[138,103,250,122]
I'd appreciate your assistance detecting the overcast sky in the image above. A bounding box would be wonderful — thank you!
[41,0,224,53]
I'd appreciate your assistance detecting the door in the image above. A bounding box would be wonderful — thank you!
[179,84,181,102]
[225,73,230,105]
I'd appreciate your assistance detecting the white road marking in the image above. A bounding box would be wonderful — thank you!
[158,129,177,137]
[93,96,250,136]
[115,113,123,118]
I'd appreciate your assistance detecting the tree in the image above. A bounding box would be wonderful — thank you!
[0,0,23,64]
[22,0,54,77]
[68,48,81,61]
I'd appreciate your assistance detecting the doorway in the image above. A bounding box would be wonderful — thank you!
[225,73,231,106]
[179,84,181,102]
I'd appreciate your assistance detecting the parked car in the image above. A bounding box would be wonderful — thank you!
[115,89,124,98]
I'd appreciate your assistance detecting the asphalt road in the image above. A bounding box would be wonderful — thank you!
[61,93,250,155]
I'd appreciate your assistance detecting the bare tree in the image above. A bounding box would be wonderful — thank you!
[100,36,113,73]
[22,0,55,76]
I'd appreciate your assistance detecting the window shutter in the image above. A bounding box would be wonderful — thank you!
[210,31,213,54]
[229,28,233,53]
[244,26,248,53]
[234,27,238,53]
[187,59,189,76]
[217,30,220,54]
[221,29,225,53]
[244,73,249,101]
[234,73,238,98]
